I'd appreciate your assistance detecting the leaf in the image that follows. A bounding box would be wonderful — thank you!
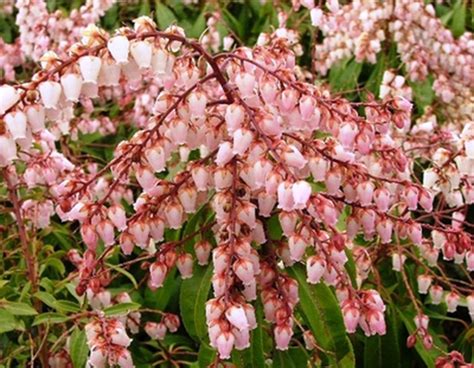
[70,328,88,368]
[180,264,213,341]
[409,77,434,111]
[0,310,24,333]
[34,291,57,308]
[450,0,466,37]
[273,347,309,368]
[197,343,216,367]
[287,265,355,367]
[329,58,363,93]
[155,2,177,29]
[42,257,66,275]
[33,312,69,326]
[106,263,138,289]
[53,300,81,313]
[240,301,265,368]
[1,301,38,316]
[103,302,141,317]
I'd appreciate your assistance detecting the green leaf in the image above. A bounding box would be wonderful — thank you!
[241,301,266,368]
[273,347,309,368]
[197,343,216,367]
[103,302,141,317]
[409,77,434,111]
[70,328,88,368]
[33,312,69,326]
[106,263,138,289]
[329,58,363,93]
[451,0,466,37]
[34,291,57,308]
[180,264,213,341]
[1,301,38,316]
[155,2,177,29]
[42,257,66,275]
[53,300,81,313]
[0,310,25,333]
[287,265,355,367]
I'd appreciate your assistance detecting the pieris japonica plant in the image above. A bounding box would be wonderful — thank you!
[0,1,472,367]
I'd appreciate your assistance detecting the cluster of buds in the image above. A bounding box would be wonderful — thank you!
[85,315,133,368]
[340,290,386,336]
[407,313,433,350]
[435,351,474,368]
[0,8,472,364]
[145,313,180,341]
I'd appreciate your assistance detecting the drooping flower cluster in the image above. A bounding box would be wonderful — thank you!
[0,6,472,365]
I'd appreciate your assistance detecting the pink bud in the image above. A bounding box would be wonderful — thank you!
[216,142,234,167]
[60,73,82,102]
[88,347,107,368]
[215,331,235,359]
[361,209,376,235]
[129,220,150,247]
[283,145,307,169]
[366,309,386,336]
[38,81,62,109]
[226,305,249,331]
[299,95,316,121]
[374,188,391,212]
[164,201,184,229]
[292,181,312,209]
[417,275,432,295]
[130,40,153,68]
[277,182,295,211]
[306,255,326,284]
[149,261,167,289]
[325,169,342,194]
[342,301,360,333]
[274,324,293,351]
[145,145,166,173]
[163,313,180,332]
[145,321,167,340]
[4,111,27,140]
[429,285,443,305]
[235,72,255,97]
[0,85,20,114]
[233,258,254,284]
[25,104,45,132]
[81,224,98,250]
[233,327,250,350]
[419,189,433,212]
[376,218,393,244]
[108,205,127,231]
[233,128,253,156]
[194,240,211,266]
[356,181,374,207]
[279,89,298,114]
[225,104,245,133]
[308,155,328,182]
[96,220,115,246]
[191,166,208,191]
[445,291,460,313]
[178,186,197,214]
[79,56,102,84]
[176,253,193,279]
[108,35,129,64]
[258,192,276,217]
[414,314,429,330]
[407,222,422,246]
[288,235,307,262]
[279,211,297,236]
[110,325,132,347]
[403,187,419,210]
[466,250,474,271]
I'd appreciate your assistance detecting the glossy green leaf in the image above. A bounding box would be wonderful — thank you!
[103,302,141,316]
[287,264,355,367]
[180,264,213,341]
[33,312,69,326]
[329,58,363,93]
[0,310,24,333]
[70,328,88,368]
[1,301,38,316]
[273,347,309,368]
[155,2,177,29]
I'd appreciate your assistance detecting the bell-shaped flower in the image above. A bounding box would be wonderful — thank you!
[60,73,83,102]
[130,41,152,68]
[79,56,102,84]
[0,85,19,114]
[108,35,130,64]
[39,81,62,109]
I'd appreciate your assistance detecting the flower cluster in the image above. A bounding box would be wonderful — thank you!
[0,5,472,366]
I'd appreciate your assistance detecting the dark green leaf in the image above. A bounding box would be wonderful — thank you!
[33,312,69,326]
[103,302,141,316]
[70,328,88,368]
[287,264,355,367]
[180,265,213,341]
[1,301,38,316]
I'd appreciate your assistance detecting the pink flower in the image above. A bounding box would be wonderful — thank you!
[292,180,312,209]
[108,35,130,64]
[215,331,235,359]
[130,40,153,68]
[38,81,61,109]
[4,111,27,140]
[194,240,211,266]
[176,253,193,279]
[445,291,460,313]
[288,235,307,262]
[149,261,167,289]
[274,324,293,350]
[306,256,326,284]
[233,258,254,284]
[79,56,102,84]
[342,301,360,333]
[356,181,374,207]
[417,275,432,295]
[61,73,83,102]
[0,85,19,114]
[108,205,127,231]
[226,305,249,331]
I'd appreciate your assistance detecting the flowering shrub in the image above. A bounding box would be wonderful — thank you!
[0,1,473,367]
